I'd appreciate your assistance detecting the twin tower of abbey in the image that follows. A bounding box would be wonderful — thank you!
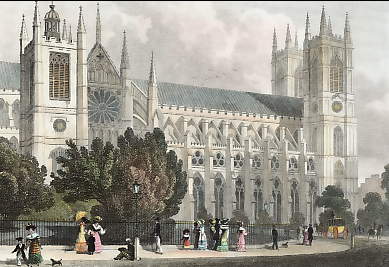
[0,3,357,223]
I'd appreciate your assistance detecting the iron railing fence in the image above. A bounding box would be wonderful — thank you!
[0,219,291,246]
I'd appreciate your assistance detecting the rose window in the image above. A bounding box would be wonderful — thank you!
[234,153,244,168]
[192,150,204,166]
[252,154,261,168]
[213,152,225,167]
[88,89,120,123]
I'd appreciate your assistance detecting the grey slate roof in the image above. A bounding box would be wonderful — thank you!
[132,79,303,118]
[0,61,303,117]
[0,61,20,90]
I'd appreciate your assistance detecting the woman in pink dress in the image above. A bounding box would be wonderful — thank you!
[88,216,106,253]
[236,222,247,252]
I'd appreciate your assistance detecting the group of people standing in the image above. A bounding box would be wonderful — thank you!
[181,218,248,252]
[75,215,106,255]
[296,224,314,246]
[11,224,42,266]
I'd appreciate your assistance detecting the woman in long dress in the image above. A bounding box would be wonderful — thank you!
[198,220,207,250]
[88,216,106,253]
[303,226,308,245]
[236,222,247,252]
[75,217,89,254]
[25,224,43,266]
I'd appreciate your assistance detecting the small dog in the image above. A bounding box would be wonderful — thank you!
[50,258,62,266]
[281,242,288,248]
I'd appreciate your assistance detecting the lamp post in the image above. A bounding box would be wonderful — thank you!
[132,181,141,261]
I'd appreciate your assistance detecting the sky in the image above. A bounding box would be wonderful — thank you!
[0,1,387,184]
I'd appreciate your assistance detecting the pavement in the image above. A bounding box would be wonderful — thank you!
[0,238,351,266]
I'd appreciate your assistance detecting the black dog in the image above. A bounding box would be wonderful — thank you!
[281,242,288,248]
[50,258,62,266]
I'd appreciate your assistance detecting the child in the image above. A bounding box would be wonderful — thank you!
[87,233,96,255]
[182,229,191,249]
[11,237,27,266]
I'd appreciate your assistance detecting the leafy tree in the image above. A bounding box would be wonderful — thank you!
[316,185,354,226]
[51,128,187,221]
[381,164,389,199]
[357,192,384,228]
[0,138,54,219]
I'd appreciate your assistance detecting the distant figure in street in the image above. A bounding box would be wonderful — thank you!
[209,218,217,250]
[198,220,208,250]
[236,221,247,252]
[376,225,383,240]
[193,220,200,249]
[308,224,314,246]
[213,218,221,250]
[153,217,163,254]
[303,226,308,245]
[87,232,95,255]
[182,229,191,249]
[296,226,300,241]
[272,225,278,250]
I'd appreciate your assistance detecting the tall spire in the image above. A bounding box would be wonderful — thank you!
[272,28,277,54]
[68,25,72,43]
[319,5,327,36]
[120,30,130,84]
[294,31,298,49]
[305,12,310,39]
[62,19,67,40]
[327,16,332,36]
[148,51,157,87]
[20,14,28,41]
[77,6,86,33]
[344,12,352,44]
[96,2,101,44]
[285,24,292,49]
[33,0,39,27]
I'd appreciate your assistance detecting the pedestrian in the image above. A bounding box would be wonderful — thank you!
[271,224,278,250]
[198,220,208,250]
[209,218,217,250]
[153,217,163,254]
[87,232,95,255]
[213,218,221,250]
[236,221,247,252]
[88,216,106,253]
[308,224,314,246]
[11,237,27,266]
[217,218,230,252]
[296,226,300,241]
[182,229,191,249]
[75,216,89,254]
[25,224,43,266]
[114,238,135,261]
[193,220,200,249]
[303,226,308,245]
[376,225,383,240]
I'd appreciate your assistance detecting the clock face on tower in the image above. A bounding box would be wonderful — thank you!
[332,101,343,113]
[88,89,120,124]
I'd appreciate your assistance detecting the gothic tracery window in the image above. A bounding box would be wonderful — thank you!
[330,57,343,93]
[193,176,205,219]
[234,153,244,168]
[235,177,244,210]
[253,177,263,220]
[289,157,298,170]
[213,152,225,167]
[252,154,261,168]
[307,158,315,171]
[214,175,224,218]
[271,156,280,170]
[334,126,343,156]
[192,150,204,166]
[291,181,299,216]
[49,52,70,100]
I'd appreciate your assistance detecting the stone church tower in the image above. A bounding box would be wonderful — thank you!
[19,2,88,178]
[271,25,303,97]
[302,7,358,213]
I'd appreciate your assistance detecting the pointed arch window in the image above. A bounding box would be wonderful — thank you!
[214,175,224,218]
[253,177,263,220]
[235,177,244,210]
[49,52,70,100]
[330,57,343,93]
[334,126,343,156]
[291,180,299,216]
[193,176,205,219]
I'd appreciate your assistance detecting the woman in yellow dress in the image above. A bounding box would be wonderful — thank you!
[75,216,89,254]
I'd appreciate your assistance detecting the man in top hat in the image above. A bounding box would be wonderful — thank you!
[11,237,27,266]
